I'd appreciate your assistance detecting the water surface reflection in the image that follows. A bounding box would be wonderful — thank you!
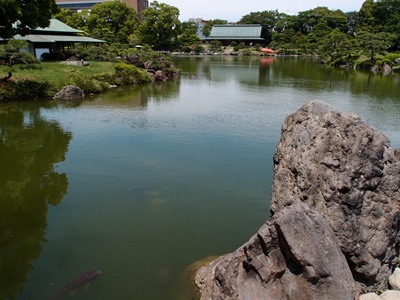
[0,103,71,299]
[4,56,400,300]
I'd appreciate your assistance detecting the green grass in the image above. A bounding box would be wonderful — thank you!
[0,61,117,91]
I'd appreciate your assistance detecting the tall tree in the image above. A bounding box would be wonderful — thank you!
[356,0,377,33]
[239,10,281,44]
[374,0,400,49]
[274,14,300,33]
[326,9,348,32]
[356,31,396,61]
[54,9,89,32]
[86,1,139,44]
[297,7,331,34]
[0,0,59,39]
[137,1,182,51]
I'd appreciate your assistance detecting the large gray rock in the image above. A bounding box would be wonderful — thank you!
[271,100,400,291]
[53,85,85,100]
[195,201,357,300]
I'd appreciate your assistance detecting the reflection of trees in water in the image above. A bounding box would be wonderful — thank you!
[81,80,181,108]
[0,105,71,299]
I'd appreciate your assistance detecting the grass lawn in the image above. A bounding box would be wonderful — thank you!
[0,61,117,91]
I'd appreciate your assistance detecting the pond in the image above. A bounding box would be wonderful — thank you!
[1,56,400,300]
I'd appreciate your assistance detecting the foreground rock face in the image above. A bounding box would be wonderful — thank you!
[195,101,400,299]
[196,202,356,300]
[271,101,400,290]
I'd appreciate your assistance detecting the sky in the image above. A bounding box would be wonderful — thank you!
[152,0,366,22]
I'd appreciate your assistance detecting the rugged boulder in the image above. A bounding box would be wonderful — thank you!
[53,85,85,100]
[153,70,168,81]
[195,201,357,300]
[195,100,400,299]
[271,100,400,291]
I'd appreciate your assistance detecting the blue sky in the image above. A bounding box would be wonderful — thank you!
[153,0,366,22]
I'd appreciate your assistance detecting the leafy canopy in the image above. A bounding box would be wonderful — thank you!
[137,1,182,51]
[0,0,59,39]
[86,1,139,44]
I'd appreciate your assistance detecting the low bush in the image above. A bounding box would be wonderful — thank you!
[69,70,109,93]
[383,53,400,63]
[0,79,52,102]
[239,48,252,56]
[113,63,152,85]
[41,52,65,61]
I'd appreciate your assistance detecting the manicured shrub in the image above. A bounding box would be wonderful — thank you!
[253,44,261,51]
[69,70,109,93]
[113,63,152,85]
[239,48,252,56]
[41,51,65,61]
[383,53,400,63]
[210,40,222,52]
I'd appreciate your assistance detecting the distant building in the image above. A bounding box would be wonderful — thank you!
[205,24,264,45]
[188,18,209,40]
[55,0,149,18]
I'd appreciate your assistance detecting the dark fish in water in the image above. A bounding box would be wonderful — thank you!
[51,270,101,299]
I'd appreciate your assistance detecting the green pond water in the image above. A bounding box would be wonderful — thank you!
[1,56,400,300]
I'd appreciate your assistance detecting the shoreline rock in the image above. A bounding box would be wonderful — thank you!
[53,85,85,101]
[194,101,400,299]
[271,100,400,291]
[196,201,357,300]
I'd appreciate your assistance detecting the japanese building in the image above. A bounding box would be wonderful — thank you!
[205,24,264,45]
[14,19,105,59]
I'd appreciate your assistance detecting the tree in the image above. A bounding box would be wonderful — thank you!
[318,28,350,63]
[0,0,59,39]
[137,1,182,51]
[270,28,297,53]
[239,10,281,44]
[181,21,198,35]
[86,1,139,44]
[179,33,201,52]
[373,0,400,49]
[54,9,89,32]
[297,7,331,34]
[356,31,396,61]
[326,9,348,32]
[209,40,222,52]
[0,40,39,66]
[356,0,377,33]
[311,20,332,38]
[202,19,228,37]
[274,14,300,33]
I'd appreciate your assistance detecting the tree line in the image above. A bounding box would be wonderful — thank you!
[238,0,400,67]
[1,0,400,67]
